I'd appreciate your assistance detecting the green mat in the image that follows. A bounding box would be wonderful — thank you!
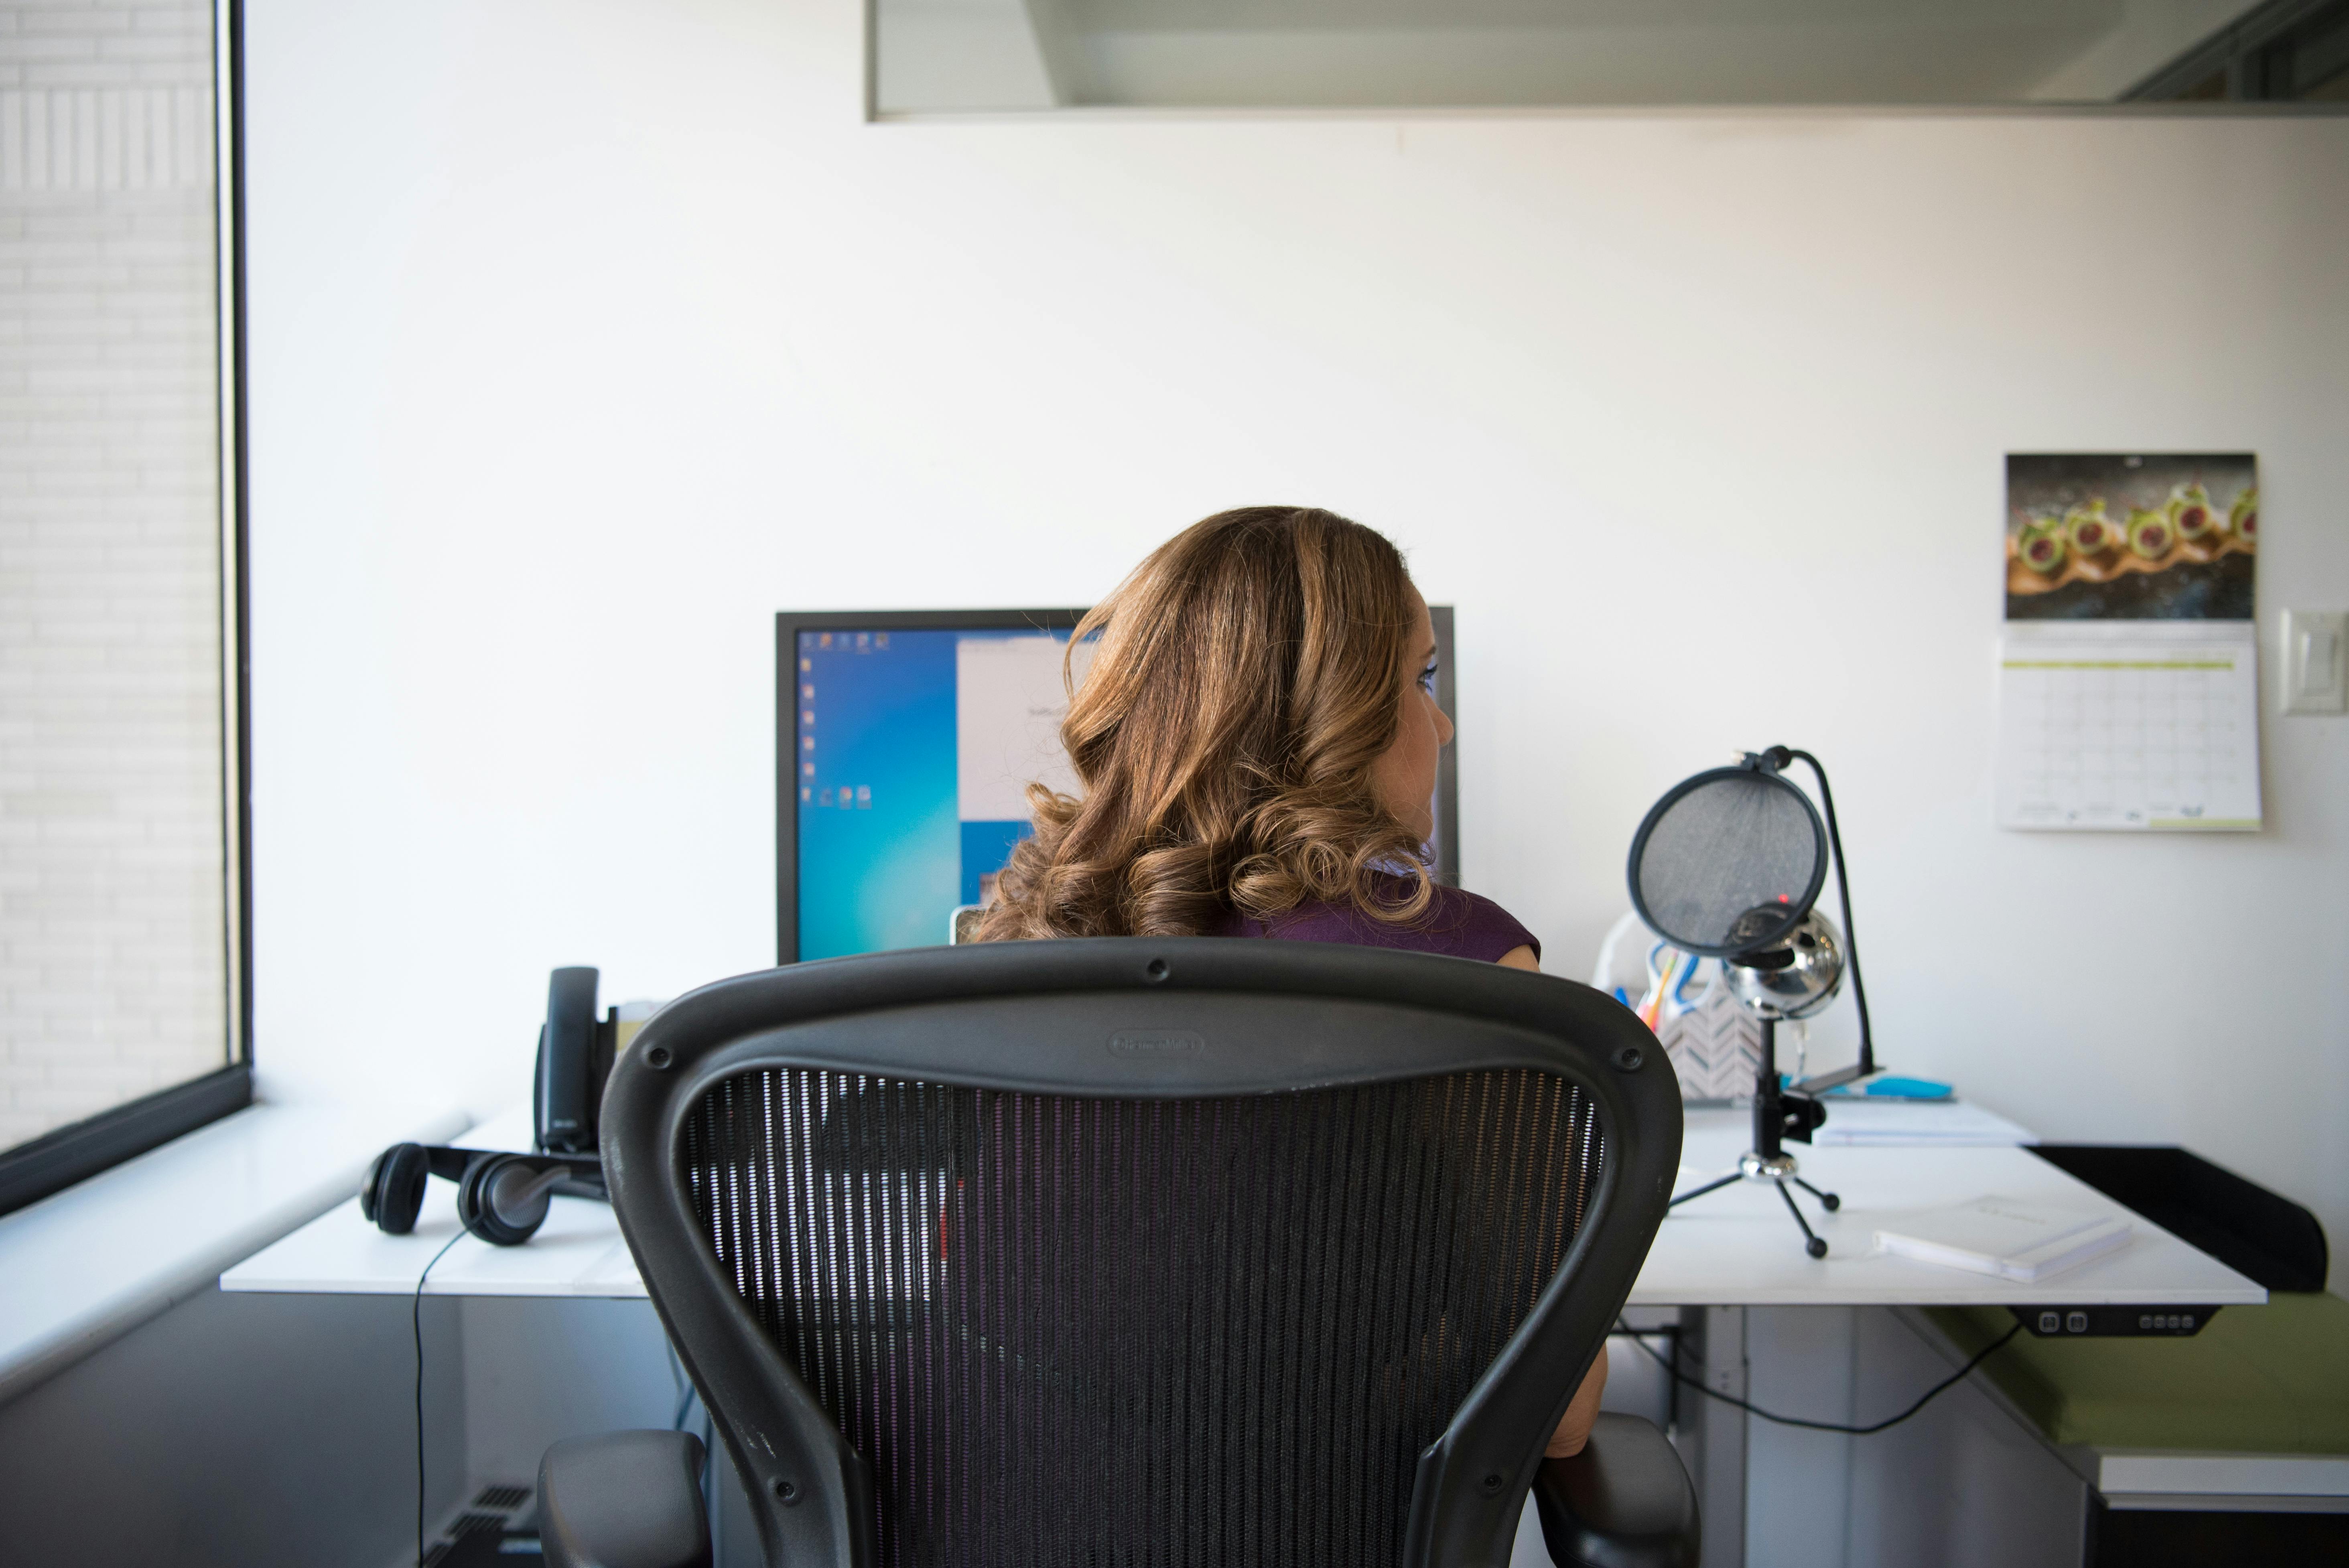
[1924,1294,2349,1453]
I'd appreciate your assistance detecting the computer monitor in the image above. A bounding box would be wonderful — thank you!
[777,607,1458,963]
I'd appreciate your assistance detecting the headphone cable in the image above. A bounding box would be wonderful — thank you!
[414,1229,465,1568]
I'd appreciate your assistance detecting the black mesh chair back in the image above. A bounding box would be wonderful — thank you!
[602,938,1680,1568]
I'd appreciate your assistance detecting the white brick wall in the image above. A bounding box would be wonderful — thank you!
[0,0,227,1150]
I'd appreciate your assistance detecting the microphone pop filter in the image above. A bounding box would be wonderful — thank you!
[1627,765,1827,959]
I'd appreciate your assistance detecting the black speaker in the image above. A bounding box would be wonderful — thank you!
[535,966,605,1156]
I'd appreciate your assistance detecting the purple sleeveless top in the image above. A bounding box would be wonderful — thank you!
[1212,873,1540,964]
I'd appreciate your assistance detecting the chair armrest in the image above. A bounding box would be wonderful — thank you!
[1532,1412,1701,1568]
[538,1429,712,1568]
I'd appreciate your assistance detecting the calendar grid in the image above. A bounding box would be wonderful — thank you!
[1995,629,2262,832]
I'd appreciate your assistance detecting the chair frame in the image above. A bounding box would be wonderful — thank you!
[601,936,1681,1568]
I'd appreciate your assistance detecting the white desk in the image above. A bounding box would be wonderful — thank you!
[222,1106,641,1299]
[1639,1112,2263,1308]
[223,1105,2266,1310]
[219,1103,2275,1568]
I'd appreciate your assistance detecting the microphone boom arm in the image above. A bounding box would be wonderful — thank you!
[1765,746,1877,1090]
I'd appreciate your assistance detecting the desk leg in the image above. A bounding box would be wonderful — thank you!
[1684,1304,1748,1568]
[1745,1307,1859,1568]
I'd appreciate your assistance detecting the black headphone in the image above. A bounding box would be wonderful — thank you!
[361,1144,608,1247]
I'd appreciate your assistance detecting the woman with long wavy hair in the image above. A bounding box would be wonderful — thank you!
[975,504,1608,1457]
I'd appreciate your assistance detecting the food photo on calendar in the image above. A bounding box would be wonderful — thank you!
[1994,452,2262,833]
[2004,452,2256,622]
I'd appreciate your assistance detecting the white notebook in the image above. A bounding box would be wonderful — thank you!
[1874,1196,2131,1282]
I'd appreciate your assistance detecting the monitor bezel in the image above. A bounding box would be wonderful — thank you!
[776,606,1458,964]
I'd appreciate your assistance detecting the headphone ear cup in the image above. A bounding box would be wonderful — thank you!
[365,1143,431,1235]
[457,1153,548,1247]
[359,1149,388,1223]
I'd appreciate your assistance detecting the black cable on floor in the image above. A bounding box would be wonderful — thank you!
[1616,1319,2023,1436]
[414,1230,465,1568]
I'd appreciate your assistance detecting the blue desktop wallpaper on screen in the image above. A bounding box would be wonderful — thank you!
[796,629,1068,959]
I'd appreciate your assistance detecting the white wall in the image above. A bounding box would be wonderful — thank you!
[244,1,2349,1283]
[0,1286,452,1567]
[0,1284,688,1568]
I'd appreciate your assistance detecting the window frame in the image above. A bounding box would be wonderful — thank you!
[0,0,254,1218]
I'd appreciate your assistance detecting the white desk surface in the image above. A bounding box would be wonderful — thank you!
[1638,1112,2263,1306]
[221,1106,642,1299]
[221,1105,2266,1308]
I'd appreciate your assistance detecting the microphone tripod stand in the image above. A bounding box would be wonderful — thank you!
[1628,744,1878,1259]
[1668,1014,1843,1258]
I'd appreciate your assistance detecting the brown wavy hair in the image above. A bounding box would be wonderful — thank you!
[972,506,1435,941]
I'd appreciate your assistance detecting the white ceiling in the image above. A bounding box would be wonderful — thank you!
[877,0,2264,110]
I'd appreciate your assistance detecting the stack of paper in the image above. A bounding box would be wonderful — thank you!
[1875,1196,2131,1282]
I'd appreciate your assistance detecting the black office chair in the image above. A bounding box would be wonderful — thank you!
[538,938,1698,1568]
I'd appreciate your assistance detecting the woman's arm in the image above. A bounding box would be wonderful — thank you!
[1545,1349,1609,1458]
[1492,940,1610,1458]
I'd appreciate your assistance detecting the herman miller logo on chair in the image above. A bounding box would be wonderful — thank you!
[1108,1029,1206,1058]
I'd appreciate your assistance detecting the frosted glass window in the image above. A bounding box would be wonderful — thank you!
[0,0,236,1166]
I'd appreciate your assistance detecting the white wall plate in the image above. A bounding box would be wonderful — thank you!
[2282,609,2347,714]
